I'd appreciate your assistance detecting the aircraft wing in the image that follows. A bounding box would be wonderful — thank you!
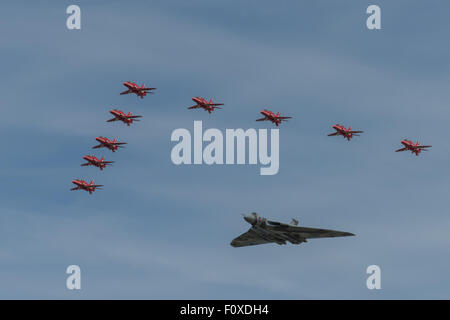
[349,130,364,134]
[188,105,201,109]
[275,116,292,119]
[208,103,224,106]
[327,132,339,136]
[114,142,127,145]
[395,147,408,152]
[285,226,355,239]
[256,118,267,121]
[128,115,142,119]
[230,229,273,247]
[107,118,118,122]
[120,90,130,95]
[419,145,432,148]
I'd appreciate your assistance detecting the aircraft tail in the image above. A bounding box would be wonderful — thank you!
[290,218,299,226]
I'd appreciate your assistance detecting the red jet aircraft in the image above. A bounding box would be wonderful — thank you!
[107,109,142,126]
[81,155,114,171]
[256,109,292,126]
[120,81,156,99]
[188,97,224,113]
[71,179,103,194]
[396,139,432,156]
[328,124,364,141]
[92,136,127,152]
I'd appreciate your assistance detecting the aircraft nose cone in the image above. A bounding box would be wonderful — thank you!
[243,214,256,224]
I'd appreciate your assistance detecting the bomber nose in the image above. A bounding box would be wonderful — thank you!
[243,214,256,224]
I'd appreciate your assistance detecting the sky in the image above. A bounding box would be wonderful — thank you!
[1,0,450,299]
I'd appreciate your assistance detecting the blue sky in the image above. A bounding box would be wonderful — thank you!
[1,0,450,299]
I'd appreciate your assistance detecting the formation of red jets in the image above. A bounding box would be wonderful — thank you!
[71,82,152,194]
[185,96,431,156]
[72,81,432,194]
[326,125,431,156]
[329,125,432,156]
[186,97,294,126]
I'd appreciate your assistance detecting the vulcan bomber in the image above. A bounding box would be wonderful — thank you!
[231,212,355,247]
